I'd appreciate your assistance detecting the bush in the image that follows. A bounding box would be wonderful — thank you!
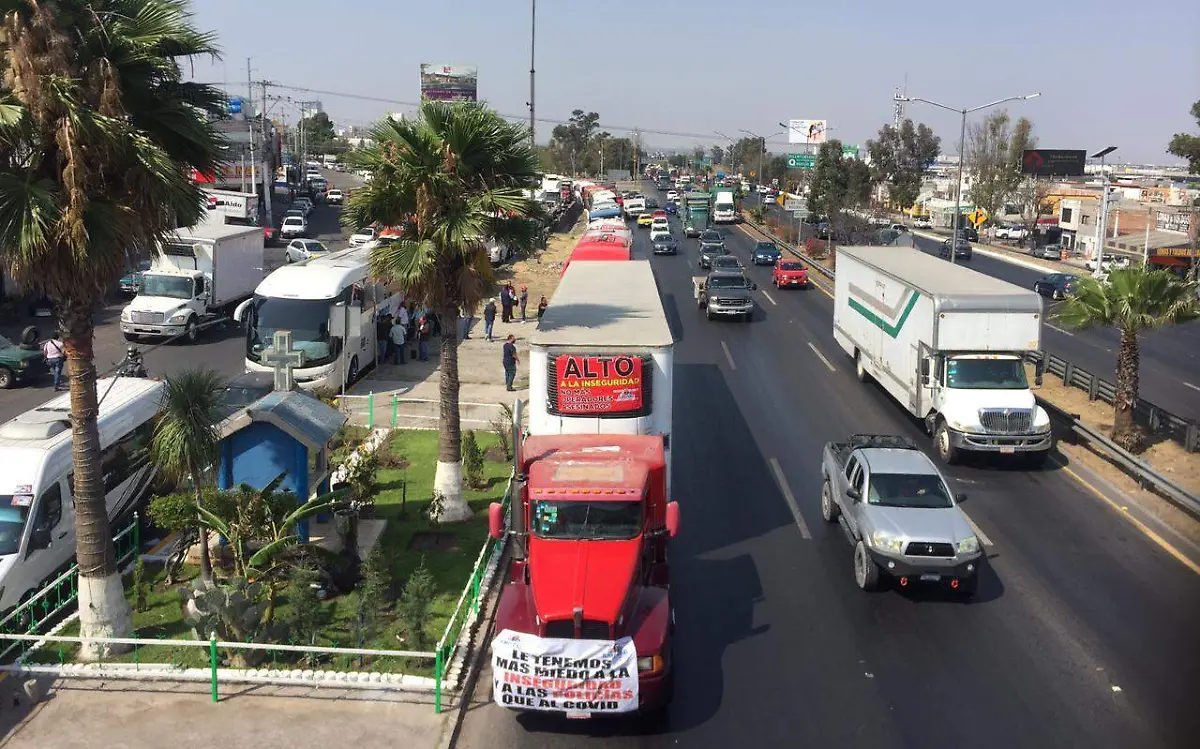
[132,558,149,613]
[462,431,485,489]
[396,556,437,650]
[340,449,380,509]
[357,546,392,641]
[281,561,330,663]
[490,403,514,462]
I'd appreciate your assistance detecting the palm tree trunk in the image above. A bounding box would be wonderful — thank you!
[192,476,213,583]
[60,300,133,659]
[1112,326,1142,451]
[433,304,472,523]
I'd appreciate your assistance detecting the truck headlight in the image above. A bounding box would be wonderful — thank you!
[957,536,980,555]
[1033,407,1051,431]
[637,653,665,674]
[870,531,905,554]
[168,311,190,323]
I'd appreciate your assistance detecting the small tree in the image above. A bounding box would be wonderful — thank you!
[132,558,149,614]
[396,557,437,650]
[462,431,485,489]
[282,561,330,664]
[490,403,514,462]
[357,546,393,641]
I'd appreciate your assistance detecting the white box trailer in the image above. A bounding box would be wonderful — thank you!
[528,260,675,492]
[832,246,1053,466]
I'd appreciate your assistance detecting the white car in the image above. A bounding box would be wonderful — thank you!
[914,217,933,229]
[650,224,672,242]
[666,190,680,203]
[996,224,1029,240]
[326,189,344,205]
[292,198,313,216]
[284,239,328,263]
[280,215,307,239]
[1085,253,1130,272]
[349,226,377,247]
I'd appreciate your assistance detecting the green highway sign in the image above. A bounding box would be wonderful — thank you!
[842,144,860,158]
[787,153,815,170]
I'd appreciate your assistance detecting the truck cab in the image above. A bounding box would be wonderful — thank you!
[489,432,679,717]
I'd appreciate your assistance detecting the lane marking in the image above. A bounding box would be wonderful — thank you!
[960,510,994,546]
[720,340,737,370]
[807,342,836,372]
[1046,324,1075,337]
[1184,382,1200,393]
[762,290,777,306]
[769,457,812,539]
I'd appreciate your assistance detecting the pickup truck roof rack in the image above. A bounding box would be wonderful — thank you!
[847,434,920,451]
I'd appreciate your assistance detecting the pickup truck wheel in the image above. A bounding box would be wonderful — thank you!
[854,352,870,383]
[183,318,199,344]
[820,480,840,522]
[854,541,881,591]
[935,421,961,465]
[0,366,13,389]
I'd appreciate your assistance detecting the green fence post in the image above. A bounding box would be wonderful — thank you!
[368,391,375,430]
[434,649,443,714]
[209,633,219,703]
[391,395,398,428]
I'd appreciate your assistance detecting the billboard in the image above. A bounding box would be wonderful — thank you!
[549,354,648,416]
[420,63,478,102]
[787,119,828,145]
[1021,149,1086,177]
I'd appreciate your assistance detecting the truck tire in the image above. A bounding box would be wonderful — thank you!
[853,541,881,591]
[935,421,961,465]
[0,365,13,389]
[183,317,199,344]
[346,356,359,385]
[854,352,870,383]
[820,480,840,523]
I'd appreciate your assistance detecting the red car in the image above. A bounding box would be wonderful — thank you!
[651,209,667,221]
[772,258,809,288]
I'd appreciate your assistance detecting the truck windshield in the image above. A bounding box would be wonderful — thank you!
[140,274,194,300]
[245,296,336,368]
[707,276,748,290]
[532,500,642,540]
[0,502,29,556]
[867,474,953,509]
[946,358,1028,390]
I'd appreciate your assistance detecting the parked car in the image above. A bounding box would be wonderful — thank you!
[280,215,308,239]
[773,259,809,289]
[652,234,680,255]
[284,239,329,263]
[1033,273,1079,301]
[914,216,933,229]
[0,330,45,389]
[1030,244,1064,260]
[996,224,1029,240]
[119,260,152,296]
[752,241,782,265]
[939,238,972,261]
[1085,253,1130,272]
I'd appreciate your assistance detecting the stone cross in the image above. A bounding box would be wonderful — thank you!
[261,330,305,392]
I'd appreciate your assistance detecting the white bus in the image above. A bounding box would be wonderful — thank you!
[0,377,164,613]
[236,243,405,391]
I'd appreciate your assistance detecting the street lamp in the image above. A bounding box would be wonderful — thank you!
[1091,146,1117,276]
[714,130,736,171]
[897,92,1040,264]
[740,129,783,188]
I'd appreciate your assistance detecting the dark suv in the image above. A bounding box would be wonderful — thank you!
[939,237,972,261]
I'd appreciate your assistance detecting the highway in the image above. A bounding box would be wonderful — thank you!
[456,195,1200,748]
[0,169,363,424]
[758,197,1200,421]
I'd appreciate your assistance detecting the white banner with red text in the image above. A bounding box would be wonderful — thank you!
[491,629,638,714]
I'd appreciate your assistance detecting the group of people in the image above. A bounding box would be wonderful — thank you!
[375,301,434,365]
[481,284,547,342]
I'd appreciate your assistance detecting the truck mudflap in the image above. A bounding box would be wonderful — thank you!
[491,629,641,717]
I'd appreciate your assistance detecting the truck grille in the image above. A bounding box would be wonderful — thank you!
[714,297,748,306]
[904,541,955,557]
[130,311,165,324]
[978,408,1033,434]
[543,619,611,640]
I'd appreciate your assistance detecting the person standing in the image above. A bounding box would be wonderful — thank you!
[502,334,518,392]
[41,334,65,391]
[376,312,391,363]
[417,314,431,362]
[483,298,498,342]
[389,315,407,364]
[537,296,548,321]
[519,285,529,322]
[499,283,512,323]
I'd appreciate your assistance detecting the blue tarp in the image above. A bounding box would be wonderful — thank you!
[588,207,621,220]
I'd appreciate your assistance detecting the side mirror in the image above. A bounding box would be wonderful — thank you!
[665,501,680,538]
[233,298,252,324]
[487,502,505,539]
[846,487,862,502]
[955,492,968,503]
[29,526,51,551]
[751,283,758,291]
[920,358,931,386]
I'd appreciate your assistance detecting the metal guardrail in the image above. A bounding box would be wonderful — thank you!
[741,217,1200,511]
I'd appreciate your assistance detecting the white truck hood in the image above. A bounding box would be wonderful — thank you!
[125,295,192,316]
[941,388,1040,428]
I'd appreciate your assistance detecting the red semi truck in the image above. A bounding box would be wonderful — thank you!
[488,417,679,719]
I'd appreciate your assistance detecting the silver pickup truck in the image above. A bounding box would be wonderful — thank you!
[820,434,982,597]
[694,271,756,322]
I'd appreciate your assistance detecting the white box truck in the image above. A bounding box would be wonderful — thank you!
[832,246,1053,466]
[121,222,263,344]
[528,260,675,494]
[712,189,737,224]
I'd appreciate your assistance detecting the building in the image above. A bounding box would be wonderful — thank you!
[301,100,324,119]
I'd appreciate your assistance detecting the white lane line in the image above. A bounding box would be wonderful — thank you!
[807,342,836,372]
[720,340,737,370]
[1046,324,1075,337]
[762,290,778,306]
[769,458,812,539]
[1184,382,1200,393]
[961,510,994,546]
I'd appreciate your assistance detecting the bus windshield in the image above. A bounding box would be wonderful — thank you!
[0,502,29,556]
[245,296,336,368]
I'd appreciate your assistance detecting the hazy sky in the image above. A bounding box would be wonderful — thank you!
[188,0,1198,165]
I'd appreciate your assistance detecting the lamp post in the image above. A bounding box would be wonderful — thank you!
[896,92,1040,264]
[1091,146,1117,276]
[528,0,536,149]
[714,130,736,173]
[739,129,783,190]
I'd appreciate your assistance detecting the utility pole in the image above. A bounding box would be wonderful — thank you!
[260,80,273,220]
[528,0,536,149]
[1091,146,1118,276]
[633,128,642,180]
[246,59,257,215]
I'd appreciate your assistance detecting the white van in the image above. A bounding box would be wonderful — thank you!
[0,377,164,613]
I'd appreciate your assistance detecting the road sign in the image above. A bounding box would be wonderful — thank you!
[784,197,807,212]
[967,209,988,228]
[792,209,810,220]
[787,153,815,170]
[841,144,859,158]
[1021,149,1086,176]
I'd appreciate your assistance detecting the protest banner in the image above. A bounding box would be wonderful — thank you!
[491,629,639,716]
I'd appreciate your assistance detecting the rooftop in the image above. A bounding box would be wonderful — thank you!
[532,260,673,348]
[840,246,1041,302]
[860,447,939,476]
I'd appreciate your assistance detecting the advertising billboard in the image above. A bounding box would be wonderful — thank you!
[1021,149,1086,177]
[787,119,828,145]
[549,354,648,416]
[420,63,478,102]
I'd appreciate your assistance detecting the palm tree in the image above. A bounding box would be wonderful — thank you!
[0,1,225,655]
[150,369,227,583]
[1056,267,1199,450]
[343,101,539,522]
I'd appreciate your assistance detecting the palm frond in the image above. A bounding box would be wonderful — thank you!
[150,368,228,485]
[1057,266,1200,333]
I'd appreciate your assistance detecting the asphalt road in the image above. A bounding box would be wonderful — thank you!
[0,169,363,424]
[755,196,1200,420]
[457,191,1200,748]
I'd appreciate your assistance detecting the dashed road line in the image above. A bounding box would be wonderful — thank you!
[762,290,777,306]
[807,342,836,372]
[769,457,812,539]
[1046,324,1075,337]
[720,340,737,370]
[1184,382,1200,393]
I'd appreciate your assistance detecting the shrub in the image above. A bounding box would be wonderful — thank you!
[132,558,149,613]
[357,546,392,641]
[490,403,514,461]
[281,561,329,663]
[462,430,485,489]
[396,557,437,650]
[425,491,446,526]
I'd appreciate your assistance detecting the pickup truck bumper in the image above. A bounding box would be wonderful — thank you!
[949,427,1052,453]
[869,550,981,581]
[706,300,753,317]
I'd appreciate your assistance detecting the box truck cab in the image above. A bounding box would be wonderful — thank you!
[832,246,1052,466]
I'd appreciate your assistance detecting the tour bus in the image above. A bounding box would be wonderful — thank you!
[0,377,164,614]
[236,243,405,391]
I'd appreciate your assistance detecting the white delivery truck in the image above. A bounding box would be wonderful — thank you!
[712,189,737,224]
[832,246,1053,466]
[528,260,675,494]
[121,222,263,344]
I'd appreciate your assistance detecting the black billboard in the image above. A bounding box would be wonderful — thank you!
[1021,149,1086,177]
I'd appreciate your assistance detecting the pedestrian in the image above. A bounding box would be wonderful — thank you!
[499,284,512,323]
[389,314,407,364]
[537,296,548,320]
[41,334,65,391]
[417,315,431,362]
[483,298,498,342]
[502,334,519,392]
[519,285,529,322]
[376,312,391,363]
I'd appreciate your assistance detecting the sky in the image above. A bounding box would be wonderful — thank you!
[187,0,1199,165]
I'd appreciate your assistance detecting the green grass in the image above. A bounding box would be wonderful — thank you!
[24,429,511,676]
